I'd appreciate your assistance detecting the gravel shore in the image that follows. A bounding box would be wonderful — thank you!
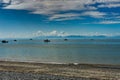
[0,61,119,80]
[0,71,95,80]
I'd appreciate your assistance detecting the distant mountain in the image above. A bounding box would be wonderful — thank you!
[65,35,107,39]
[110,36,120,39]
[35,35,120,39]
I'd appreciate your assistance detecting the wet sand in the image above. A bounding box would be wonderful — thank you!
[0,61,120,80]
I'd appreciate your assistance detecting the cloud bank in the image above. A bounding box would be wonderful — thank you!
[33,30,68,37]
[0,0,120,24]
[0,30,120,38]
[0,30,68,38]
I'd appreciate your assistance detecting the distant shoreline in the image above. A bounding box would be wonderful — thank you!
[0,59,120,65]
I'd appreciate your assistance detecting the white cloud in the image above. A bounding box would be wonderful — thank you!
[52,17,82,21]
[33,30,68,37]
[3,0,94,13]
[1,0,97,20]
[1,0,120,14]
[82,19,120,24]
[49,13,82,21]
[82,11,106,18]
[0,32,34,38]
[98,3,120,8]
[1,0,10,3]
[48,11,106,21]
[95,0,120,3]
[94,21,120,24]
[0,30,68,38]
[0,0,120,22]
[50,30,57,35]
[100,21,120,24]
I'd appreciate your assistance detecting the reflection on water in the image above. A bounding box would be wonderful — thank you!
[0,39,120,64]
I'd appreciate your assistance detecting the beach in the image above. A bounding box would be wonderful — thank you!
[0,61,119,80]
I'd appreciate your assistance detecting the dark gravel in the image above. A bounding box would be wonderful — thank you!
[0,71,98,80]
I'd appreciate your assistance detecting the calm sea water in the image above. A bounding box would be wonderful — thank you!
[0,39,120,64]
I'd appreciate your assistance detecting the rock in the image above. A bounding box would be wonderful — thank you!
[64,39,68,41]
[44,39,50,42]
[14,40,17,42]
[1,40,8,43]
[30,39,33,40]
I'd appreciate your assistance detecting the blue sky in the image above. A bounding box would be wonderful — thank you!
[0,0,120,38]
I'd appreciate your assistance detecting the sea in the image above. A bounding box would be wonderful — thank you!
[0,38,120,65]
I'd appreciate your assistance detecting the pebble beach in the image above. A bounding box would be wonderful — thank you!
[0,61,119,80]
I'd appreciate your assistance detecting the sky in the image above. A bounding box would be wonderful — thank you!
[0,0,120,38]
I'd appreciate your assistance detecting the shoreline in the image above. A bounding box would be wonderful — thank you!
[0,59,120,65]
[0,60,119,80]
